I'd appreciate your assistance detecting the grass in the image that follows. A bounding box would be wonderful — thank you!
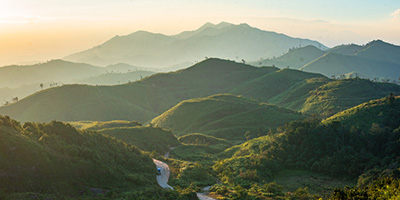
[151,94,304,140]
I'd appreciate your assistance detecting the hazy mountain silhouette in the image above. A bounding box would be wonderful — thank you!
[65,22,327,69]
[253,40,400,81]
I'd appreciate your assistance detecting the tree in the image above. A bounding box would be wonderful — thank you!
[241,59,246,64]
[40,83,44,89]
[12,97,18,103]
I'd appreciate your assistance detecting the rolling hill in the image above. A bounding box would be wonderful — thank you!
[69,120,180,153]
[212,96,400,199]
[0,59,105,88]
[150,94,304,140]
[1,58,399,123]
[65,22,327,68]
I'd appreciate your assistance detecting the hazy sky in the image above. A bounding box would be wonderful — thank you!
[1,0,400,66]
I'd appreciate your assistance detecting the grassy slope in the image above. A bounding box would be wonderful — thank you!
[2,58,399,123]
[214,96,400,198]
[0,116,156,199]
[301,78,400,117]
[323,96,400,132]
[0,59,278,123]
[151,94,304,140]
[99,126,180,153]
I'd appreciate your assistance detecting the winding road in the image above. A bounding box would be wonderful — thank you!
[153,159,173,190]
[153,150,216,200]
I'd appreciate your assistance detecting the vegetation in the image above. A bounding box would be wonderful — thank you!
[100,126,180,154]
[2,58,399,123]
[69,120,142,131]
[212,96,400,199]
[151,94,304,140]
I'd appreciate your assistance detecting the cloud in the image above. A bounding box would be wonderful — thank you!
[391,9,400,20]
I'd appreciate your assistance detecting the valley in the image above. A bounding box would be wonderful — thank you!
[1,18,400,200]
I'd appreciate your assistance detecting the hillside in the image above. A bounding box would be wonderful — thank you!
[301,78,400,117]
[0,59,104,88]
[65,22,326,68]
[0,116,160,199]
[300,52,400,80]
[150,94,304,140]
[212,96,400,199]
[252,45,326,69]
[98,126,180,153]
[0,59,280,122]
[323,95,400,132]
[77,70,155,85]
[2,58,400,123]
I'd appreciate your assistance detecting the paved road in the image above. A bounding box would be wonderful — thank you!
[153,152,216,200]
[153,159,173,190]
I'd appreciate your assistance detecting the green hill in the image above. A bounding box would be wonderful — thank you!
[70,120,180,154]
[301,78,400,117]
[2,58,400,123]
[212,96,400,199]
[230,68,327,102]
[99,126,180,153]
[150,94,304,140]
[0,116,158,199]
[355,40,400,65]
[0,59,280,122]
[323,95,400,132]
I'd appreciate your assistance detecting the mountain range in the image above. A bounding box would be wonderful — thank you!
[253,40,400,81]
[64,22,327,69]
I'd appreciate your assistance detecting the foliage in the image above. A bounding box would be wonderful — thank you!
[0,115,190,199]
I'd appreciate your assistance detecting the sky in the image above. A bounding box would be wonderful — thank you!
[0,0,400,66]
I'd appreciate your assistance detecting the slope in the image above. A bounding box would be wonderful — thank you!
[301,78,400,117]
[0,116,158,199]
[0,59,279,122]
[150,94,304,140]
[65,22,327,68]
[300,52,400,80]
[0,59,105,88]
[213,96,400,199]
[252,45,326,69]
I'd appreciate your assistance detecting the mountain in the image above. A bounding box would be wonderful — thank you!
[150,94,304,140]
[327,43,364,55]
[252,40,400,82]
[251,45,326,69]
[299,51,400,80]
[0,59,105,88]
[65,22,327,68]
